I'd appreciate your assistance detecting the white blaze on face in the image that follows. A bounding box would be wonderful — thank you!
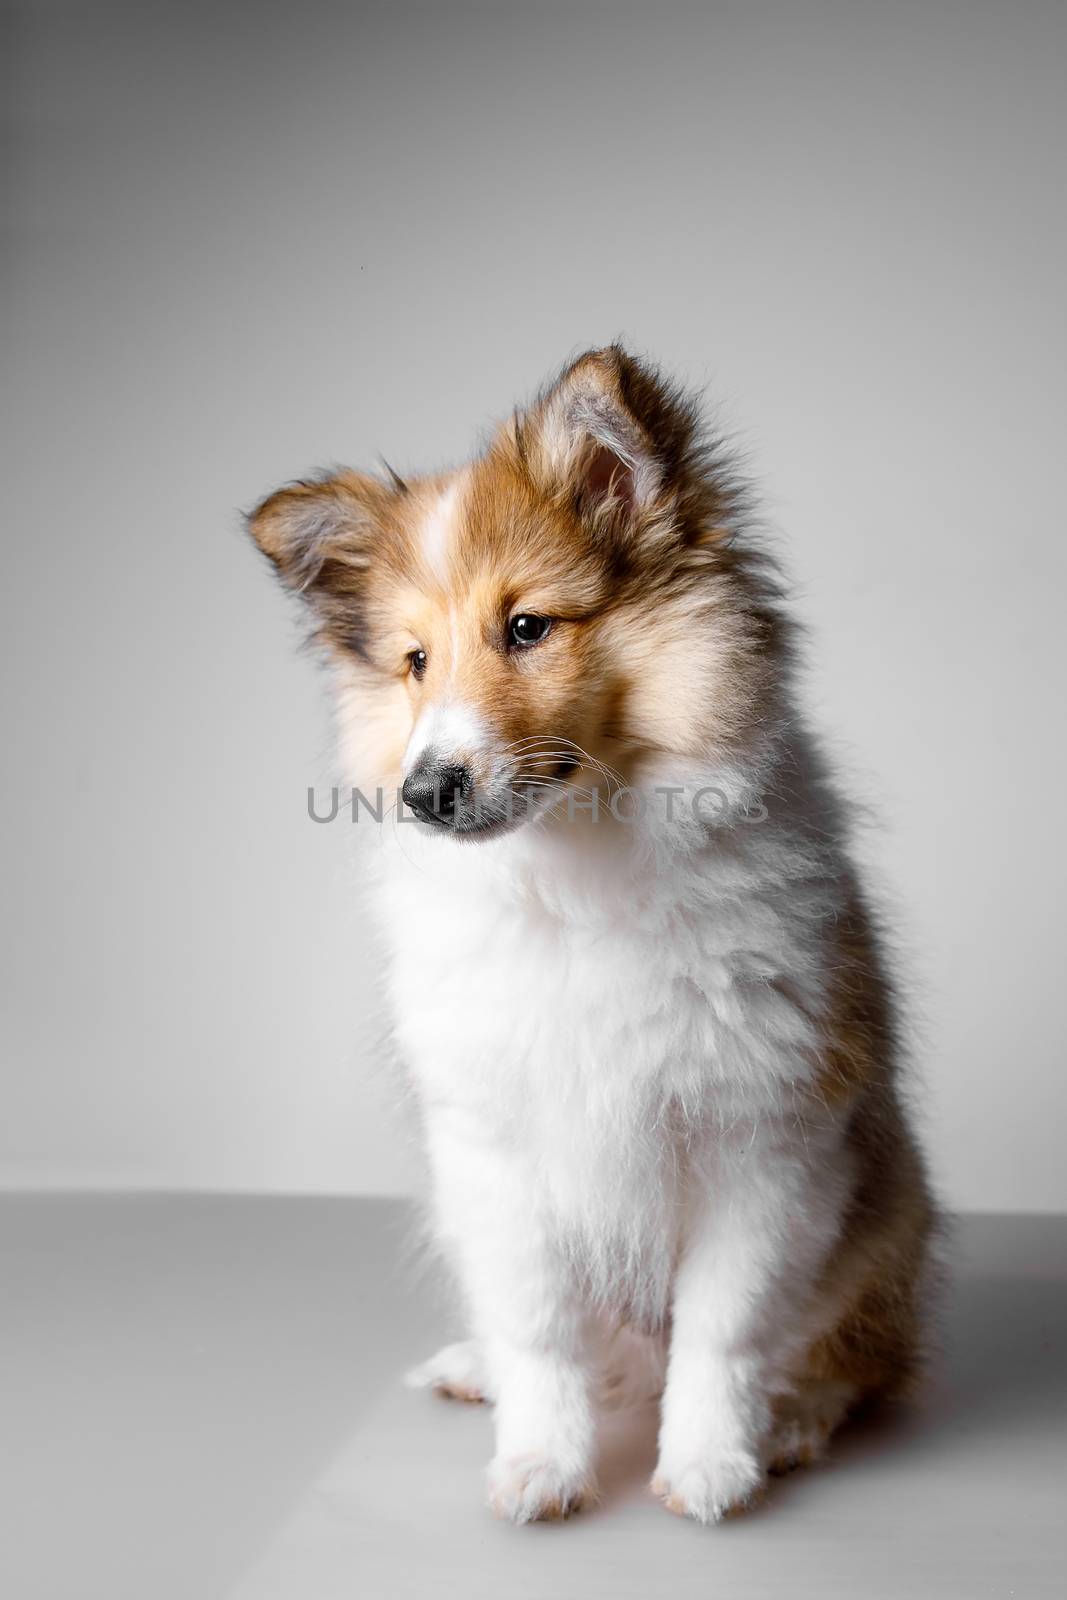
[405,474,488,776]
[420,477,463,585]
[404,702,489,776]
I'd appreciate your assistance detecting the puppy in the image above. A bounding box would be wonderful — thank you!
[248,346,934,1524]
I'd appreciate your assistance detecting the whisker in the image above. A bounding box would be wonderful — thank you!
[500,734,626,787]
[502,739,626,794]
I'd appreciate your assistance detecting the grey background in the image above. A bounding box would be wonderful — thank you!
[3,0,1065,1208]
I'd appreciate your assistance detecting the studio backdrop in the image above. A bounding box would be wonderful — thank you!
[3,0,1065,1209]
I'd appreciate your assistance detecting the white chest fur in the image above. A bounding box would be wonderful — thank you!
[369,812,836,1321]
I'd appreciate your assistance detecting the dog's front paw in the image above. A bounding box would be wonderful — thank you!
[487,1454,594,1524]
[651,1448,763,1524]
[404,1340,490,1403]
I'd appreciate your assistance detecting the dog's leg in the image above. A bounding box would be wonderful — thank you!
[764,1378,856,1474]
[652,1127,845,1524]
[426,1120,596,1523]
[404,1340,491,1403]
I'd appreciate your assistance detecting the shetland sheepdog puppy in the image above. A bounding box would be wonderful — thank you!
[248,347,934,1525]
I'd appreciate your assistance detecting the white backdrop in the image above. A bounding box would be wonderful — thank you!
[4,0,1065,1209]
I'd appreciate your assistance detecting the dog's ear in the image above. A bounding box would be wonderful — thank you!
[515,346,695,524]
[246,471,393,660]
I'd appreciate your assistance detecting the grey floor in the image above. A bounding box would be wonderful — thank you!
[1,1202,1063,1600]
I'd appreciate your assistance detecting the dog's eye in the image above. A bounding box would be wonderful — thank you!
[409,648,428,679]
[508,614,553,649]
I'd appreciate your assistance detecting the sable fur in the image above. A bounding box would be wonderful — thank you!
[248,345,935,1524]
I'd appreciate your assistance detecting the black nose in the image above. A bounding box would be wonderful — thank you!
[401,761,471,824]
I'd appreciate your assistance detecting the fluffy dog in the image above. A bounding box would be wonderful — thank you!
[248,346,934,1524]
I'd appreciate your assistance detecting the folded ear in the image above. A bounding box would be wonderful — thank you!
[517,346,690,523]
[246,470,392,659]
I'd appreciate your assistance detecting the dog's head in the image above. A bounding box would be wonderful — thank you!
[248,347,783,839]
